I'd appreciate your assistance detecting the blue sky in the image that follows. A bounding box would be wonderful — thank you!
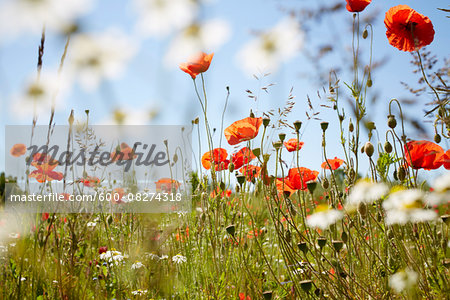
[1,0,449,177]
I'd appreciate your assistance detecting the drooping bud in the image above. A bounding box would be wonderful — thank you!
[384,141,393,153]
[349,121,354,132]
[362,29,368,39]
[397,166,406,181]
[322,178,329,189]
[434,134,441,144]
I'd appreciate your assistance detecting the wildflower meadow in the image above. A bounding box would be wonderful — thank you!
[0,0,449,299]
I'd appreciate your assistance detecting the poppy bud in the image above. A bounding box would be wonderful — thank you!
[278,133,286,142]
[358,202,367,218]
[362,29,368,39]
[220,181,226,191]
[193,117,199,124]
[300,280,312,292]
[285,229,291,243]
[322,178,329,189]
[297,241,308,254]
[294,120,302,132]
[434,134,441,144]
[317,236,327,249]
[226,224,235,236]
[397,166,406,181]
[349,121,354,132]
[320,122,329,132]
[332,240,344,252]
[384,141,393,153]
[387,115,397,129]
[367,78,372,87]
[364,142,374,157]
[341,231,348,243]
[263,117,270,127]
[228,162,235,172]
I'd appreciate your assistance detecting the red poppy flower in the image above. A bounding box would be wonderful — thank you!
[29,153,63,183]
[287,167,319,190]
[10,143,27,157]
[231,147,256,169]
[224,117,262,145]
[284,138,304,152]
[155,178,181,192]
[110,142,137,162]
[240,165,261,181]
[179,52,214,79]
[81,176,101,187]
[98,246,108,254]
[276,177,297,197]
[321,157,344,170]
[201,148,229,171]
[210,187,232,198]
[439,150,450,170]
[346,0,371,13]
[404,140,444,170]
[384,5,435,52]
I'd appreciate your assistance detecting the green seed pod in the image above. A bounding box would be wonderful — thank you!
[384,141,393,153]
[236,174,246,186]
[262,291,273,300]
[434,134,441,144]
[278,133,286,142]
[317,236,327,249]
[320,122,329,131]
[226,224,235,236]
[220,181,226,191]
[387,229,395,239]
[285,229,291,243]
[228,162,235,172]
[332,240,344,252]
[294,120,302,132]
[263,117,270,127]
[441,214,450,225]
[297,242,308,254]
[367,78,372,87]
[364,142,374,157]
[300,280,312,292]
[307,182,317,194]
[249,110,255,118]
[387,115,397,129]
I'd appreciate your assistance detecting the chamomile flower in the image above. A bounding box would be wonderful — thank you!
[99,250,126,265]
[172,254,187,264]
[131,261,144,269]
[237,16,304,76]
[86,222,97,228]
[131,289,148,296]
[383,189,437,225]
[347,180,389,205]
[389,268,418,294]
[306,205,343,230]
[425,172,450,206]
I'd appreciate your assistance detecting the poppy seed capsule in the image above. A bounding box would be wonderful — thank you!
[307,182,317,194]
[236,174,245,186]
[278,133,286,142]
[364,142,374,157]
[263,117,270,127]
[297,241,308,254]
[332,240,344,252]
[387,115,397,129]
[320,122,329,131]
[434,134,441,144]
[300,280,313,292]
[317,236,327,248]
[226,224,235,236]
[384,141,393,153]
[262,291,273,300]
[294,120,302,132]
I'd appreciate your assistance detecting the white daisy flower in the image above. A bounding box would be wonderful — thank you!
[133,0,198,38]
[164,19,230,67]
[66,30,138,91]
[86,222,97,228]
[383,189,437,225]
[347,180,389,205]
[8,233,20,239]
[306,206,343,230]
[425,172,450,206]
[389,268,417,294]
[131,261,144,269]
[237,17,304,76]
[172,254,187,264]
[0,0,93,39]
[99,250,126,265]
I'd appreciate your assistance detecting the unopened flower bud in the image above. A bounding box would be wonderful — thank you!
[349,121,354,132]
[364,142,374,157]
[341,231,348,243]
[397,166,406,181]
[358,202,367,218]
[387,115,397,129]
[434,134,441,144]
[384,141,393,153]
[228,162,235,172]
[362,29,368,39]
[322,178,329,189]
